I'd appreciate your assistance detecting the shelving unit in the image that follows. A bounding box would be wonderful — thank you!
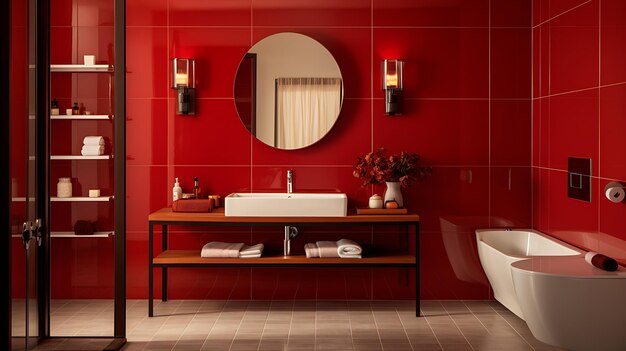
[50,64,113,72]
[51,115,112,120]
[50,196,113,202]
[50,231,114,238]
[50,59,115,244]
[51,155,111,160]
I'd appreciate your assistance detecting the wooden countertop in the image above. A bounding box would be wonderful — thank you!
[148,207,419,224]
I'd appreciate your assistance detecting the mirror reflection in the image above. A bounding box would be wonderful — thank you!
[234,33,343,150]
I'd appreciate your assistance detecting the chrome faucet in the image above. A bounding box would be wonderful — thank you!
[287,169,293,193]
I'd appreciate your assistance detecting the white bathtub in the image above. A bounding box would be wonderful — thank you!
[512,256,626,351]
[475,229,583,319]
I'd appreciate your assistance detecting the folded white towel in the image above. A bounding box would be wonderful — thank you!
[305,240,363,259]
[337,239,362,258]
[315,241,340,258]
[304,243,318,258]
[239,253,262,258]
[201,242,244,258]
[83,136,105,146]
[81,145,104,156]
[240,243,264,257]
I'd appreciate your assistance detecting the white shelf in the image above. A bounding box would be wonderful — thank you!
[51,115,112,120]
[51,231,113,238]
[51,155,111,160]
[13,232,114,238]
[11,197,34,202]
[51,196,113,202]
[50,64,113,73]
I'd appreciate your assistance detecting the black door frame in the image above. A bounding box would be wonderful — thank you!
[2,0,12,349]
[3,0,126,348]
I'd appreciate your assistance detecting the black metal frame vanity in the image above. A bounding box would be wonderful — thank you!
[147,207,421,317]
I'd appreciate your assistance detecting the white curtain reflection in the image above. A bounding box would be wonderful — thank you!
[275,77,342,149]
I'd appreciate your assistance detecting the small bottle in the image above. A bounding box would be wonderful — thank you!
[51,98,59,115]
[72,102,79,115]
[173,178,182,202]
[193,177,200,199]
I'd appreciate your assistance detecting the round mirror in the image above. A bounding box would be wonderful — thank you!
[234,33,343,150]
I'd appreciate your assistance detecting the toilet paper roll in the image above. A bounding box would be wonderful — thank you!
[89,189,100,198]
[605,184,625,203]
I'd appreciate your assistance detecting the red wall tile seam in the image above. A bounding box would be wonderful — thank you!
[532,0,594,28]
[597,0,602,234]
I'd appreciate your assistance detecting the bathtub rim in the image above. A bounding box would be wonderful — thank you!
[511,256,626,279]
[475,228,584,258]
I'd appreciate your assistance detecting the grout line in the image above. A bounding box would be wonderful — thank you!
[370,303,389,351]
[395,304,417,351]
[440,302,476,351]
[486,302,539,350]
[598,0,602,232]
[199,301,226,351]
[488,0,492,226]
[421,301,445,351]
[530,0,536,231]
[532,0,593,28]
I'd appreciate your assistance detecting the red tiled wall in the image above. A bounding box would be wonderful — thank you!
[124,0,532,300]
[532,0,626,262]
[40,0,533,300]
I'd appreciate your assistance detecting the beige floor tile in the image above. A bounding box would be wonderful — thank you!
[29,299,563,351]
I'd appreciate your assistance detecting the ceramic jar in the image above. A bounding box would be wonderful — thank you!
[368,194,383,209]
[57,177,72,198]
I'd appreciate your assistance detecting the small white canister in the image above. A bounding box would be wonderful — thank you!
[368,194,383,209]
[57,178,72,198]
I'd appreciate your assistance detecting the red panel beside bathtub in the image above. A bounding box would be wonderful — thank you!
[532,0,626,263]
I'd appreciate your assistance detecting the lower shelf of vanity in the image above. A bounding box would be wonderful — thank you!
[153,250,416,266]
[51,231,113,238]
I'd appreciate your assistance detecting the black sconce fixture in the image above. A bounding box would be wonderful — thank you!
[171,58,195,115]
[382,59,403,116]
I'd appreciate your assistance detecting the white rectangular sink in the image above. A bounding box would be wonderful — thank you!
[224,192,347,217]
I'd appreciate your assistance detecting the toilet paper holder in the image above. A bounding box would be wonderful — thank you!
[604,182,625,203]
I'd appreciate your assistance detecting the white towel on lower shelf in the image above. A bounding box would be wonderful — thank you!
[304,239,363,259]
[83,136,105,146]
[239,243,264,258]
[337,239,362,258]
[239,253,262,258]
[201,242,244,258]
[315,241,340,258]
[304,243,318,258]
[81,145,104,156]
[240,243,264,256]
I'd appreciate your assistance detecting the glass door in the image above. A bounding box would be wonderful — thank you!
[10,0,46,349]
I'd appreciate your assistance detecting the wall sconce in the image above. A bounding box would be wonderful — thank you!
[171,58,196,115]
[382,59,404,116]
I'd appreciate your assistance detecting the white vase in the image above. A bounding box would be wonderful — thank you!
[384,181,403,207]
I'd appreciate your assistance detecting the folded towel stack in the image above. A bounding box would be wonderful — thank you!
[82,136,105,156]
[200,241,265,258]
[304,239,362,259]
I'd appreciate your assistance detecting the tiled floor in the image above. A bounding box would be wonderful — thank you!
[26,300,565,351]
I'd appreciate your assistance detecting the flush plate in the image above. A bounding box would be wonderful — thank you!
[567,157,591,202]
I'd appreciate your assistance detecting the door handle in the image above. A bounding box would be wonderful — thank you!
[21,218,43,250]
[22,221,34,250]
[34,218,43,246]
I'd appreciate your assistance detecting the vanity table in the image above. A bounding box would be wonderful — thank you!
[147,207,420,317]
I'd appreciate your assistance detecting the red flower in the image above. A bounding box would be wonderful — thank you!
[353,148,431,187]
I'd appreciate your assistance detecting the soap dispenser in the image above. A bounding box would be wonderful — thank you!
[173,178,182,201]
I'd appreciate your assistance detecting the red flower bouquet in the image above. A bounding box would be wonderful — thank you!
[353,148,431,188]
